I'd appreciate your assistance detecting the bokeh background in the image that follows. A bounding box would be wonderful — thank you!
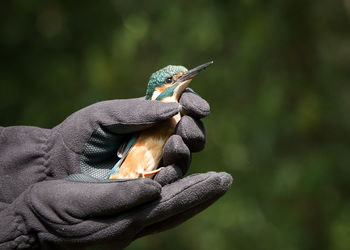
[1,0,350,249]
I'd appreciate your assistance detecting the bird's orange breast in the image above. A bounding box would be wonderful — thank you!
[109,114,180,179]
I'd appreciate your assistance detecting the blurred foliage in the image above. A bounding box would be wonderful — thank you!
[1,0,350,249]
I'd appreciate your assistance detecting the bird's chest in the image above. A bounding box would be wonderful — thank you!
[119,114,180,178]
[141,114,180,143]
[136,114,180,163]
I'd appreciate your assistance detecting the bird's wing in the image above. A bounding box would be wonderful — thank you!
[105,134,139,179]
[117,140,128,158]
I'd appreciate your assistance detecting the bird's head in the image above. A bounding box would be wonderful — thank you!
[145,61,213,102]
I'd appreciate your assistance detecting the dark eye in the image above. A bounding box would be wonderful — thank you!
[165,77,173,83]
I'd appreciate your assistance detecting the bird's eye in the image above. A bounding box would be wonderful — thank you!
[165,77,173,84]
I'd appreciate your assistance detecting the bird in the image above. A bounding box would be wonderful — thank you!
[106,61,213,179]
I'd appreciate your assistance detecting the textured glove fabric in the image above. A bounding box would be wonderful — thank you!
[0,126,51,203]
[0,90,233,250]
[0,172,231,250]
[179,88,210,119]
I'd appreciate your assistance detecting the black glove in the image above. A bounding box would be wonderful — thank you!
[50,88,209,184]
[0,89,233,249]
[2,172,232,249]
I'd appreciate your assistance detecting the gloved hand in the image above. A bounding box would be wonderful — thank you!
[2,172,232,249]
[49,88,209,185]
[0,89,233,249]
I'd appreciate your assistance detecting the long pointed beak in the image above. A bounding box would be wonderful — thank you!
[177,61,213,83]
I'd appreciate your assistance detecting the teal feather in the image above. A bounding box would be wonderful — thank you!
[105,134,138,179]
[156,83,179,100]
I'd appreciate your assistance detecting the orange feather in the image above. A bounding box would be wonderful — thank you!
[109,115,179,179]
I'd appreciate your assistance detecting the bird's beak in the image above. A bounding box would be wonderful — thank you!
[170,61,213,101]
[177,61,213,84]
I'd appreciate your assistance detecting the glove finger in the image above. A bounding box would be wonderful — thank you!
[179,88,210,119]
[162,134,191,174]
[60,98,180,136]
[132,172,232,230]
[30,178,161,222]
[153,165,184,186]
[94,98,180,134]
[136,194,221,238]
[176,116,206,152]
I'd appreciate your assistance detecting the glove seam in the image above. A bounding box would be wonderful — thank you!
[10,201,37,249]
[13,217,36,249]
[42,129,54,180]
[53,129,84,156]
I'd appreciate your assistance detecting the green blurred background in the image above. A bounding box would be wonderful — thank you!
[1,0,350,249]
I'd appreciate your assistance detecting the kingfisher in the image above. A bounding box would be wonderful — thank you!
[106,61,213,179]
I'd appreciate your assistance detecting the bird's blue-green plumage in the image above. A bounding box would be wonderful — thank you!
[146,65,188,99]
[155,84,179,100]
